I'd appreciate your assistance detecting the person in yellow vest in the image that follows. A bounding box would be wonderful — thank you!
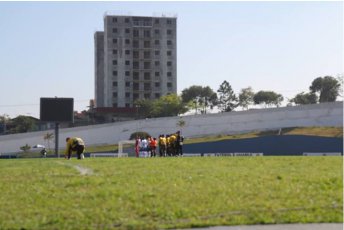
[169,134,177,156]
[65,137,85,160]
[159,135,166,157]
[166,135,171,156]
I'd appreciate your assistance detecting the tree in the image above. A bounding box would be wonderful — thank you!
[0,114,10,134]
[20,144,31,153]
[153,94,188,117]
[253,91,284,107]
[181,85,217,114]
[134,94,188,118]
[217,80,237,112]
[290,92,318,105]
[43,132,54,151]
[134,99,154,118]
[238,87,255,110]
[176,119,186,134]
[310,76,341,103]
[336,74,343,98]
[181,85,203,102]
[10,116,36,133]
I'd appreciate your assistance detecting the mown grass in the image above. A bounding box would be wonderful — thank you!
[183,126,343,145]
[0,157,342,229]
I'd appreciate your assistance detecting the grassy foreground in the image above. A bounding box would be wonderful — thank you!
[0,157,342,229]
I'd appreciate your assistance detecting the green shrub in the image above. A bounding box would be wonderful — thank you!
[129,131,151,140]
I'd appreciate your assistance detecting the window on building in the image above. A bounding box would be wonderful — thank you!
[144,72,151,80]
[133,29,139,37]
[155,72,160,77]
[155,61,160,66]
[133,72,139,80]
[144,30,150,38]
[155,82,160,87]
[144,93,150,99]
[144,40,150,48]
[113,50,117,55]
[125,18,130,23]
[167,19,172,25]
[144,62,151,69]
[113,38,117,44]
[167,40,172,46]
[133,93,139,100]
[155,50,160,56]
[144,83,151,90]
[112,81,118,86]
[154,29,159,35]
[125,82,131,87]
[125,60,130,65]
[125,71,130,76]
[113,92,117,97]
[167,29,172,35]
[125,39,130,44]
[125,50,130,55]
[154,40,160,45]
[113,28,117,33]
[167,50,172,56]
[112,60,117,65]
[155,93,160,98]
[125,28,130,34]
[125,103,130,107]
[133,40,139,48]
[113,103,118,108]
[133,82,139,90]
[144,51,150,59]
[167,61,172,67]
[167,72,172,77]
[133,51,139,59]
[133,61,139,69]
[125,92,130,98]
[155,19,159,24]
[167,82,172,88]
[113,71,118,76]
[113,18,117,23]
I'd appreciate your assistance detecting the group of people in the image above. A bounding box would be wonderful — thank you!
[64,131,185,160]
[135,131,184,158]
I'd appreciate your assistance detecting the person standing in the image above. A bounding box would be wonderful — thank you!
[159,135,166,157]
[176,131,184,156]
[140,137,148,157]
[135,136,140,158]
[65,137,85,160]
[150,137,157,157]
[40,148,47,158]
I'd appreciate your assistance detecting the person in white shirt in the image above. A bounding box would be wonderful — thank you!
[140,138,148,157]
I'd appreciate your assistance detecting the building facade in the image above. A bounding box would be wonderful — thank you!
[94,15,177,113]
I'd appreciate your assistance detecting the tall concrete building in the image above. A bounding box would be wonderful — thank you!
[94,14,177,118]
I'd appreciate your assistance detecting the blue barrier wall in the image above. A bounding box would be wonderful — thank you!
[183,135,343,156]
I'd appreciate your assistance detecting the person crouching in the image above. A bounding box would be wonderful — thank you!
[65,137,85,160]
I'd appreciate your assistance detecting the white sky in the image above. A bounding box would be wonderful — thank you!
[0,1,342,118]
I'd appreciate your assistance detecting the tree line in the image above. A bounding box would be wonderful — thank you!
[135,75,342,117]
[0,75,342,134]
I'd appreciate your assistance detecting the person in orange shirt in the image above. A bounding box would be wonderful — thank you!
[150,137,158,157]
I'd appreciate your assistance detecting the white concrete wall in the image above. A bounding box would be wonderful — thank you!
[0,102,342,154]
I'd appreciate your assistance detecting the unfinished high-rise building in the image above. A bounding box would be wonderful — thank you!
[94,14,177,120]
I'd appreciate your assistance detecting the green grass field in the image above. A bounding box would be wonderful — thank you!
[0,157,342,229]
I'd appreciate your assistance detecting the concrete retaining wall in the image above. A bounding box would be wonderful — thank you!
[0,102,342,154]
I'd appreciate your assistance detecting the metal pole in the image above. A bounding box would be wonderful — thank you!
[55,123,59,158]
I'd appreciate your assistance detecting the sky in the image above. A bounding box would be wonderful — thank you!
[0,1,343,119]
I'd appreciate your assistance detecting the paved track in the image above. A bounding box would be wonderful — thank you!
[182,223,343,230]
